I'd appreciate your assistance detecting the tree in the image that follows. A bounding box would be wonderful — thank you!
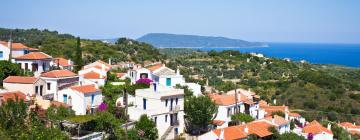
[45,105,75,121]
[247,134,258,140]
[0,60,22,86]
[277,132,306,140]
[290,120,295,130]
[271,111,285,118]
[134,114,158,140]
[74,37,83,72]
[231,113,254,123]
[184,96,217,135]
[94,111,121,139]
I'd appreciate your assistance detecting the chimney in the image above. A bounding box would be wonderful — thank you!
[244,125,249,133]
[219,129,224,140]
[285,111,289,121]
[108,58,111,65]
[176,68,180,75]
[68,59,71,65]
[101,64,105,71]
[237,93,241,102]
[272,116,275,124]
[273,99,277,105]
[354,122,356,126]
[327,123,332,130]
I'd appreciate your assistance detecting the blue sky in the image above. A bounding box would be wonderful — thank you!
[1,0,359,43]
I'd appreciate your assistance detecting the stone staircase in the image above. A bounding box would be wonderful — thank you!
[160,126,174,140]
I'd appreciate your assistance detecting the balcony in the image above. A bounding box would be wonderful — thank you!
[170,119,179,126]
[169,105,181,113]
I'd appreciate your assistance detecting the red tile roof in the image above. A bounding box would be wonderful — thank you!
[338,122,360,129]
[209,94,249,106]
[303,120,333,134]
[147,64,163,71]
[0,91,28,102]
[41,70,77,78]
[15,52,52,60]
[54,57,72,67]
[95,60,111,68]
[0,41,29,50]
[82,71,106,79]
[70,84,100,94]
[50,101,70,108]
[261,105,288,117]
[212,120,226,126]
[263,115,290,126]
[289,112,301,117]
[212,121,273,139]
[3,76,38,84]
[116,73,126,78]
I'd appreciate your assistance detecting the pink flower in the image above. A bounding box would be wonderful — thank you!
[136,78,153,85]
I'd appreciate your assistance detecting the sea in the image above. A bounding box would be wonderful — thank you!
[195,43,360,68]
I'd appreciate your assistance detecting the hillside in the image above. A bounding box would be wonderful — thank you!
[0,28,164,64]
[162,49,360,123]
[137,33,267,48]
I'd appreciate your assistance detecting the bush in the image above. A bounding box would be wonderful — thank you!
[231,113,254,123]
[303,101,317,109]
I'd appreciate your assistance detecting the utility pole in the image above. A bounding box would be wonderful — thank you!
[8,31,13,62]
[124,88,128,140]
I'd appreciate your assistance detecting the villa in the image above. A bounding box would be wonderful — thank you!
[0,41,38,61]
[51,57,74,71]
[302,120,333,140]
[3,76,46,97]
[57,84,103,115]
[0,91,28,105]
[14,52,52,77]
[123,83,185,139]
[338,122,360,135]
[40,70,79,100]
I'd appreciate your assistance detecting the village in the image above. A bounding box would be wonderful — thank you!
[1,40,360,140]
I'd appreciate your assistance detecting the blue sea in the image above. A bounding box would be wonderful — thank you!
[196,43,360,68]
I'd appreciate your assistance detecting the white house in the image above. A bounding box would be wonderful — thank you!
[0,41,37,61]
[126,83,185,139]
[338,122,360,135]
[14,52,52,77]
[302,120,333,140]
[40,70,79,100]
[3,76,46,97]
[78,60,110,87]
[255,115,291,134]
[128,67,152,84]
[57,84,103,115]
[209,93,264,128]
[51,57,74,71]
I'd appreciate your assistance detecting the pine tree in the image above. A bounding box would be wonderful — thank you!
[74,37,83,72]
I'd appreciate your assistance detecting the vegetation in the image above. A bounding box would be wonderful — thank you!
[163,49,360,123]
[231,112,254,123]
[73,37,83,72]
[184,95,217,135]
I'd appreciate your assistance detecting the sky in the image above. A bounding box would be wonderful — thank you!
[1,0,360,44]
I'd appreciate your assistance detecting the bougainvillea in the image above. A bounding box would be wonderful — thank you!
[98,102,108,112]
[136,78,153,85]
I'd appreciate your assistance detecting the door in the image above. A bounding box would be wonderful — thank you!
[170,114,173,126]
[39,85,43,96]
[91,94,95,105]
[166,78,171,86]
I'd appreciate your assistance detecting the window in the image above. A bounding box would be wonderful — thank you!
[166,78,171,86]
[154,117,157,125]
[165,99,168,107]
[63,94,68,103]
[24,50,29,54]
[25,63,28,70]
[227,108,231,117]
[175,98,178,105]
[143,98,147,110]
[91,94,95,105]
[35,86,39,94]
[165,115,168,122]
[170,98,174,111]
[0,51,3,58]
[47,83,51,90]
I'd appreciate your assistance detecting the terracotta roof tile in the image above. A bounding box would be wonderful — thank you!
[147,64,163,71]
[54,57,72,67]
[209,94,249,106]
[95,60,111,67]
[41,70,77,78]
[116,73,126,78]
[15,52,52,60]
[70,84,100,94]
[82,71,106,79]
[289,112,301,117]
[50,101,70,108]
[3,76,38,84]
[0,91,28,102]
[263,115,290,126]
[303,120,333,134]
[0,41,29,50]
[338,122,360,129]
[212,120,225,126]
[261,105,288,117]
[212,121,273,139]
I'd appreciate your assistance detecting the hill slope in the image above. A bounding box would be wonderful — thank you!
[137,33,266,48]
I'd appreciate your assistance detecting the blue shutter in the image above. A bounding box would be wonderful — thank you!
[166,78,171,86]
[143,98,147,110]
[63,94,68,103]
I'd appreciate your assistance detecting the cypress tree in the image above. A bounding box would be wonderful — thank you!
[74,37,83,72]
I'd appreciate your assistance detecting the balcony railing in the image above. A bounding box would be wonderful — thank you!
[169,105,180,113]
